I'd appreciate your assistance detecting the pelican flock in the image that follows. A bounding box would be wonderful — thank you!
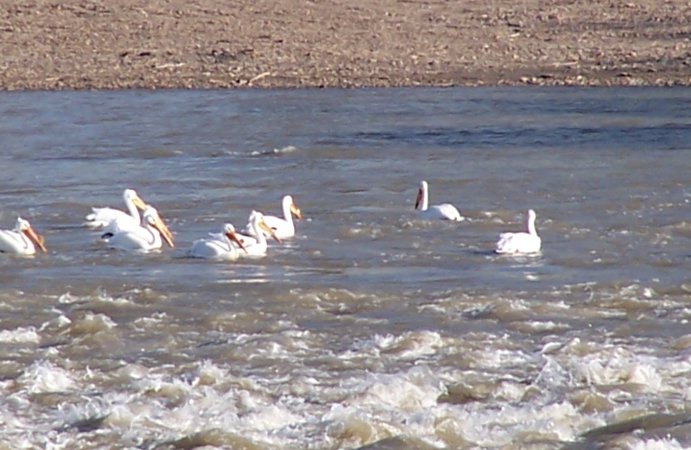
[414,180,463,221]
[4,186,544,260]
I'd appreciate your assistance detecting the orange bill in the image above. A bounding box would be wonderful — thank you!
[290,203,303,220]
[132,195,147,211]
[225,230,247,253]
[414,189,423,209]
[23,226,47,252]
[153,216,175,248]
[259,220,281,244]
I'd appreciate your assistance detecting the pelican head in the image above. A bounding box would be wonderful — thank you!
[251,211,281,244]
[123,189,147,211]
[17,217,47,253]
[222,223,247,253]
[526,209,538,235]
[284,195,303,220]
[415,180,429,210]
[143,207,175,248]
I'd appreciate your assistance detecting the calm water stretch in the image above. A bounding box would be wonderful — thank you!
[0,88,690,449]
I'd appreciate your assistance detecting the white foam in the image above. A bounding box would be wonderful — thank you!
[494,380,530,402]
[630,438,686,450]
[622,363,662,390]
[572,348,663,392]
[0,326,40,344]
[131,370,193,400]
[339,330,445,363]
[472,347,534,370]
[1,305,685,450]
[68,312,117,335]
[334,366,445,411]
[321,366,448,446]
[57,292,80,305]
[133,312,169,329]
[0,407,32,436]
[248,145,298,156]
[534,355,572,388]
[323,363,594,446]
[519,320,568,332]
[6,340,680,450]
[240,403,304,431]
[55,289,134,309]
[41,314,72,331]
[447,400,587,446]
[191,360,229,386]
[355,367,443,411]
[18,361,78,394]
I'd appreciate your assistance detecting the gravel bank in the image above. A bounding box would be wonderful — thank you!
[1,0,689,90]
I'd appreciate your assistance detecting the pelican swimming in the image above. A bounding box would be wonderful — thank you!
[495,209,542,255]
[84,189,147,232]
[237,211,281,257]
[245,195,302,239]
[0,217,47,256]
[414,180,463,221]
[104,206,174,252]
[187,223,247,260]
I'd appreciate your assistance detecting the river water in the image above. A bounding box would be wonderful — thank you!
[0,88,689,449]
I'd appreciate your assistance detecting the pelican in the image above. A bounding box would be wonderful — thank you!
[414,180,463,221]
[0,217,47,256]
[84,189,148,231]
[187,223,247,260]
[495,209,542,255]
[104,206,174,252]
[237,211,281,257]
[245,195,302,239]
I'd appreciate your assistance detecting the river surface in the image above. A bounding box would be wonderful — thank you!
[0,88,690,449]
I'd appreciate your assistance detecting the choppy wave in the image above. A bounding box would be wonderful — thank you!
[248,145,299,157]
[0,283,689,448]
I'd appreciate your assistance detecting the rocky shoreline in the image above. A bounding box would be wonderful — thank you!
[1,0,689,90]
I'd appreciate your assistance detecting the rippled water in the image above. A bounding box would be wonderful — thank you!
[0,88,690,449]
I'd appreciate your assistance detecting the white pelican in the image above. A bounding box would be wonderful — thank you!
[0,217,47,256]
[237,211,281,257]
[104,206,174,252]
[84,189,147,231]
[414,180,463,221]
[495,209,542,255]
[245,195,302,239]
[187,223,247,260]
